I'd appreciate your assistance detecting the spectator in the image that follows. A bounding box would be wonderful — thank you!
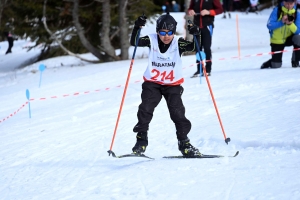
[3,18,15,55]
[162,1,172,13]
[3,31,13,54]
[187,0,223,77]
[261,0,300,69]
[232,0,242,11]
[222,0,232,18]
[172,1,180,12]
[246,0,259,14]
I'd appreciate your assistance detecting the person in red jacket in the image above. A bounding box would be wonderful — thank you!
[188,0,223,77]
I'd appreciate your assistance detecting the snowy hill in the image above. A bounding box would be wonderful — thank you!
[1,10,300,200]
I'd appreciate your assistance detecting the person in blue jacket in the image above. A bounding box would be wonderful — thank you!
[261,0,300,68]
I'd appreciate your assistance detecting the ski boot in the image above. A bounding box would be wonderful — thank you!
[132,132,148,155]
[191,71,200,78]
[178,138,202,158]
[201,72,211,77]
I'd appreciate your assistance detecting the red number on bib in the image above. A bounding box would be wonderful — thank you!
[151,69,160,80]
[165,70,174,81]
[151,69,174,82]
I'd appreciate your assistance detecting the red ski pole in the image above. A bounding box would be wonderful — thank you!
[107,28,142,156]
[201,61,230,144]
[188,20,231,144]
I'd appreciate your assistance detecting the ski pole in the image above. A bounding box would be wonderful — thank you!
[107,28,142,156]
[196,32,203,84]
[188,20,231,145]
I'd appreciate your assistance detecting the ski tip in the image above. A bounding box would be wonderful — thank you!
[233,151,239,157]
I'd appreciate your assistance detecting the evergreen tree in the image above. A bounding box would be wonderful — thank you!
[1,0,159,62]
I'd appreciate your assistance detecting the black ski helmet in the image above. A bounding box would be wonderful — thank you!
[156,13,177,33]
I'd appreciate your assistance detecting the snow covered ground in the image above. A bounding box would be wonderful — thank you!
[0,40,42,72]
[1,9,300,200]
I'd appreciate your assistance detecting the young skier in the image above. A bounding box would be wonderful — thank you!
[130,13,202,157]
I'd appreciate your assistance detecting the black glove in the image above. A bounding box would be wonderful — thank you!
[134,15,147,27]
[188,24,200,35]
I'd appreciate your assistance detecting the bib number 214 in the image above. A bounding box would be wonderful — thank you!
[151,69,174,82]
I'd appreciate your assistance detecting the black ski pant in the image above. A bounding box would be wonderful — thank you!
[133,81,191,141]
[269,35,300,68]
[5,36,14,54]
[222,0,232,13]
[195,26,213,73]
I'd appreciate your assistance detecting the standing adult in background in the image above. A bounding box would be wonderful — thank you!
[245,0,259,14]
[172,1,180,12]
[3,18,15,55]
[3,32,14,55]
[163,1,172,13]
[261,0,300,69]
[232,0,241,11]
[222,0,232,19]
[188,0,223,77]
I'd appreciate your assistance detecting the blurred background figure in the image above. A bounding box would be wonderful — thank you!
[222,0,232,18]
[296,0,300,9]
[162,1,172,13]
[232,0,242,11]
[172,1,180,12]
[246,0,259,14]
[3,18,15,55]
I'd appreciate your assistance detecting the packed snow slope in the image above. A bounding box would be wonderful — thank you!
[0,10,300,200]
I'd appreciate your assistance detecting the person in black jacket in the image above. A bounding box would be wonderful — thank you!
[3,19,15,55]
[130,13,203,157]
[188,0,223,77]
[3,31,14,55]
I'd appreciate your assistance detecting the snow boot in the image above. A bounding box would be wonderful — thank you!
[201,72,211,77]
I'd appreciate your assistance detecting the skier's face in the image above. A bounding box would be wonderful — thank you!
[158,29,174,44]
[283,1,295,10]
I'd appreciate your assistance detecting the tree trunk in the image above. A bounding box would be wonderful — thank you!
[43,0,99,63]
[72,0,105,61]
[118,0,129,60]
[100,0,116,61]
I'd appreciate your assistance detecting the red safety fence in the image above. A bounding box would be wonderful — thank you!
[2,47,298,124]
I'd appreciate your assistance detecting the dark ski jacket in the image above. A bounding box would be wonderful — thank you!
[188,0,223,28]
